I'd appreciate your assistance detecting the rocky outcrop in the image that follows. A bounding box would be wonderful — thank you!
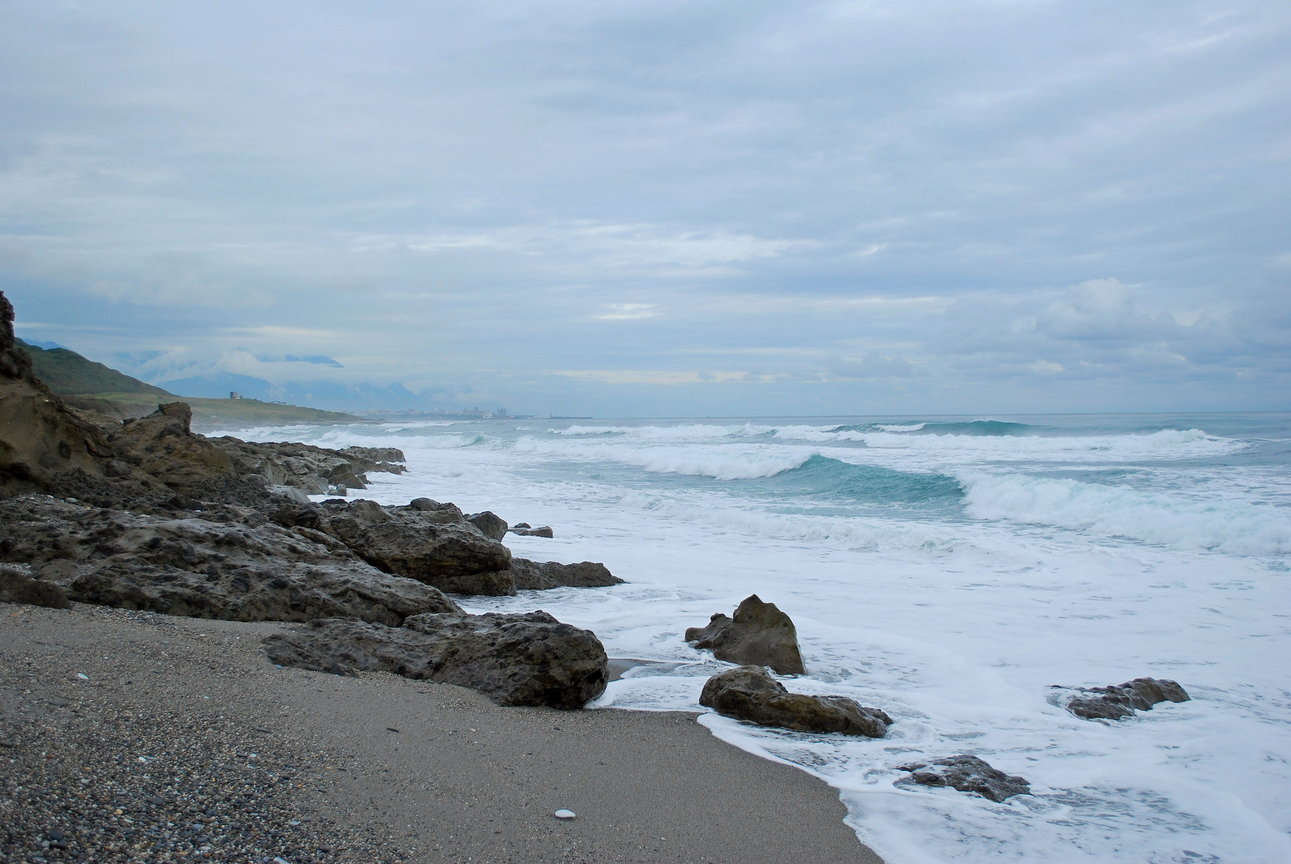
[509,558,624,590]
[685,594,806,675]
[263,610,609,710]
[316,498,512,594]
[897,756,1030,802]
[0,294,119,493]
[209,438,406,496]
[699,665,891,737]
[1054,677,1190,721]
[466,511,508,541]
[0,495,461,625]
[0,563,70,609]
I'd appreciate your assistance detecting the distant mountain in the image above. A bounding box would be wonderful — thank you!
[17,338,172,397]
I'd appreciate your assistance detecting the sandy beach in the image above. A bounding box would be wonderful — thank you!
[1,602,883,863]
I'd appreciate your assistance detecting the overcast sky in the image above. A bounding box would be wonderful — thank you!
[3,0,1288,416]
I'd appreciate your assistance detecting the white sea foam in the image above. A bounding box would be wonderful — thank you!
[961,472,1291,556]
[234,415,1291,864]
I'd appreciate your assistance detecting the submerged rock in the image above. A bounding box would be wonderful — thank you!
[509,524,555,538]
[699,665,891,737]
[685,594,806,675]
[263,610,609,710]
[896,755,1030,802]
[509,558,624,590]
[1055,677,1191,721]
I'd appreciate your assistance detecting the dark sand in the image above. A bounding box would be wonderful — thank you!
[1,603,884,863]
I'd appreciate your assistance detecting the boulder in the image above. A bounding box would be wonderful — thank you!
[263,610,609,710]
[0,564,70,609]
[896,755,1030,802]
[466,510,508,541]
[407,498,466,523]
[0,495,462,625]
[685,594,806,675]
[699,665,891,737]
[318,499,512,594]
[1055,677,1190,721]
[509,558,624,590]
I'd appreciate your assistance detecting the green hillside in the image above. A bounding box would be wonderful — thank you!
[14,338,366,430]
[17,338,171,397]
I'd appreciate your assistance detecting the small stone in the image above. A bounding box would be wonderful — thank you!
[76,673,89,680]
[554,809,576,820]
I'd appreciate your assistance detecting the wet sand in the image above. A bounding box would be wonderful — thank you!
[1,602,883,863]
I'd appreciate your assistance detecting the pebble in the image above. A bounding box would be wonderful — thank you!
[554,809,577,820]
[1,604,409,864]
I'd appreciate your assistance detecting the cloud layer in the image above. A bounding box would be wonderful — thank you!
[3,1,1288,415]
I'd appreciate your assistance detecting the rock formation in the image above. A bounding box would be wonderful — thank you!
[685,594,806,675]
[263,610,609,709]
[1053,677,1190,721]
[699,665,891,737]
[896,755,1031,802]
[509,558,624,590]
[0,495,462,625]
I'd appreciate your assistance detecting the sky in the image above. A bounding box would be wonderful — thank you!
[2,0,1288,417]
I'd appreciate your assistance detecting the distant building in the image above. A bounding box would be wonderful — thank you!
[497,407,508,418]
[229,391,242,400]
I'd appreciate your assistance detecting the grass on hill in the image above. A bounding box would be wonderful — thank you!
[17,338,366,430]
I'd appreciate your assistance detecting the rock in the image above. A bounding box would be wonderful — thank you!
[0,495,461,624]
[554,810,576,820]
[1055,677,1191,721]
[407,498,466,523]
[698,665,891,737]
[684,613,732,648]
[509,525,554,538]
[340,445,406,464]
[263,610,609,709]
[466,511,508,541]
[896,755,1030,802]
[685,594,806,675]
[320,499,512,594]
[0,564,71,609]
[509,558,624,590]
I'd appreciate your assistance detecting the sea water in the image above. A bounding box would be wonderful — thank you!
[234,413,1291,863]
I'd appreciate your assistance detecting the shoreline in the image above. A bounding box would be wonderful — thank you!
[2,602,884,863]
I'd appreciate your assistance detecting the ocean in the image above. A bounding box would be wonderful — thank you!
[235,413,1291,864]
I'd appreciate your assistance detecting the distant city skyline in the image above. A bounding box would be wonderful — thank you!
[4,1,1288,417]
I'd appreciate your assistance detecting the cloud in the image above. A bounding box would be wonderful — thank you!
[0,1,1287,414]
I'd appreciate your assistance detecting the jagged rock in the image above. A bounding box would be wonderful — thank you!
[0,564,70,609]
[466,510,508,541]
[207,437,405,496]
[340,445,406,464]
[699,665,891,737]
[263,610,609,710]
[0,295,119,492]
[1055,677,1191,721]
[0,495,461,624]
[509,558,624,590]
[317,498,512,594]
[896,755,1030,802]
[105,403,240,493]
[685,594,806,675]
[509,524,554,538]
